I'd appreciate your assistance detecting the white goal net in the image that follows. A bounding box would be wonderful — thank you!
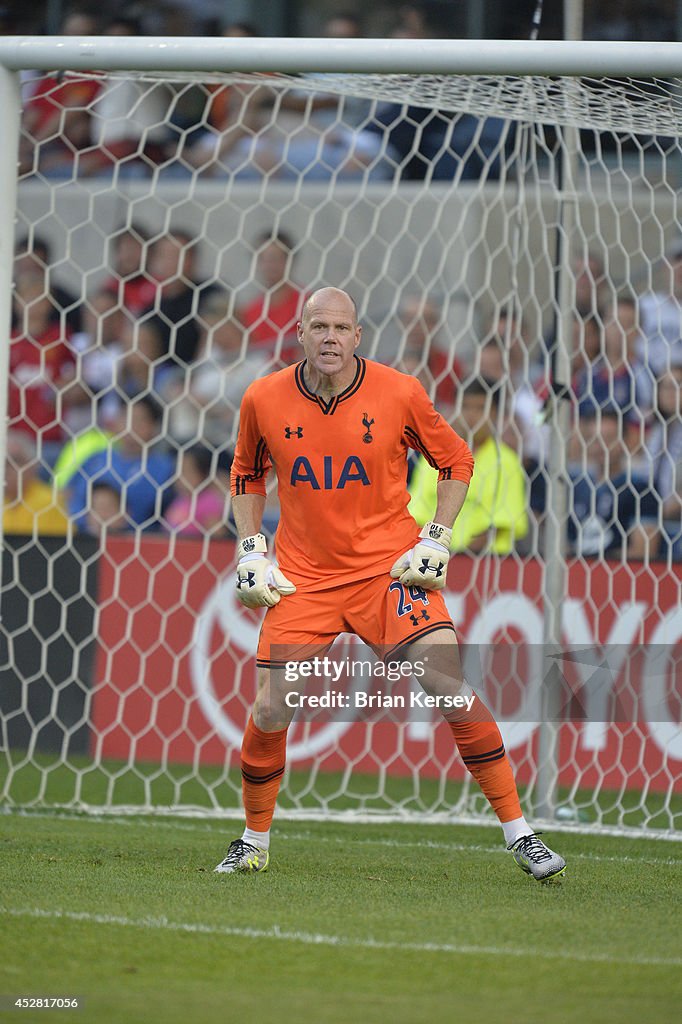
[1,39,681,836]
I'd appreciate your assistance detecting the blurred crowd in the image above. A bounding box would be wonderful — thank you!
[5,3,682,562]
[6,214,682,564]
[15,8,512,185]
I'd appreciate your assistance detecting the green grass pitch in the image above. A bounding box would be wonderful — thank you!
[1,812,681,1024]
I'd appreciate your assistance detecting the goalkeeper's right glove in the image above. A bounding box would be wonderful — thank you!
[235,533,296,609]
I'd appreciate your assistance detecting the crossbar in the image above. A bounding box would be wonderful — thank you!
[0,37,680,78]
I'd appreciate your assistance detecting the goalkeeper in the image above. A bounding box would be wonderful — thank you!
[215,287,565,883]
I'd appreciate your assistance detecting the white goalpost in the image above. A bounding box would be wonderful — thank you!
[1,35,681,838]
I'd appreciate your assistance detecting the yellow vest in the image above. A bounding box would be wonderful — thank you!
[408,436,528,554]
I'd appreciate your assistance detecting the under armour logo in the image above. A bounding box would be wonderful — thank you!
[362,413,374,444]
[285,426,304,439]
[418,558,444,578]
[409,610,431,626]
[237,571,256,589]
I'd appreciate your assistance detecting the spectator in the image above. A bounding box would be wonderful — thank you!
[408,379,528,554]
[543,252,607,362]
[83,482,130,537]
[102,224,156,316]
[391,3,433,38]
[87,17,171,177]
[566,407,658,561]
[103,15,143,35]
[639,241,682,381]
[4,431,69,537]
[181,76,275,177]
[324,12,363,37]
[9,263,75,448]
[390,293,462,417]
[60,11,100,35]
[179,20,276,176]
[54,288,125,486]
[239,231,306,366]
[14,235,82,333]
[477,339,505,382]
[165,293,268,451]
[574,294,652,423]
[53,411,112,493]
[164,445,228,538]
[273,30,392,183]
[485,308,543,387]
[571,313,602,379]
[369,78,512,182]
[60,377,104,444]
[69,287,126,401]
[479,309,546,464]
[66,395,175,532]
[19,11,101,178]
[115,317,172,403]
[645,367,682,558]
[142,230,217,367]
[573,251,608,319]
[205,14,392,183]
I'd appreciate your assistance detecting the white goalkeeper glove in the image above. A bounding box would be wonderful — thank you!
[390,521,452,591]
[235,533,296,609]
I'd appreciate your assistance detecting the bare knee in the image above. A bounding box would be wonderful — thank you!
[252,666,297,732]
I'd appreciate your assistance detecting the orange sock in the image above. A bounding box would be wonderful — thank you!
[447,698,523,823]
[241,715,288,832]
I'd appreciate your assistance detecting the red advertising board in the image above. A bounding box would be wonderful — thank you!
[92,537,682,791]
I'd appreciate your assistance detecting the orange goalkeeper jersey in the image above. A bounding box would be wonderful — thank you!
[231,357,474,591]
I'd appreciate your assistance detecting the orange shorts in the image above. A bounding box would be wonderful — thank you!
[256,573,455,668]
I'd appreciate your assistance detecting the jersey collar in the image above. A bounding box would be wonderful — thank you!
[295,356,366,415]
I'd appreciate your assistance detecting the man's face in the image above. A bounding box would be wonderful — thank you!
[399,297,439,353]
[119,404,158,453]
[83,292,122,343]
[325,16,360,38]
[149,237,193,285]
[657,370,682,419]
[115,234,143,277]
[298,292,361,378]
[209,317,243,355]
[478,344,504,381]
[458,393,491,446]
[257,243,289,289]
[88,488,126,535]
[582,415,623,474]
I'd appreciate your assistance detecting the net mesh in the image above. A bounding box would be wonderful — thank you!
[2,66,681,835]
[58,69,682,135]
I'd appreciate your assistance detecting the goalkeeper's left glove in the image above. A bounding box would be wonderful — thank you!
[390,521,452,591]
[235,533,296,609]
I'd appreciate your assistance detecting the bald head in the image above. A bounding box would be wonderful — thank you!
[302,287,358,326]
[297,287,362,384]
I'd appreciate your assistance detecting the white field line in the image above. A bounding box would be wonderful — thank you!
[4,803,682,842]
[4,809,682,867]
[2,906,680,968]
